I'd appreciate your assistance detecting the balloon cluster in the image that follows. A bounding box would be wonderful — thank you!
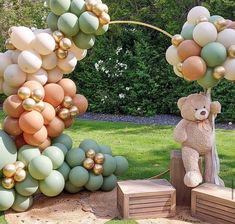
[46,0,110,50]
[165,6,235,89]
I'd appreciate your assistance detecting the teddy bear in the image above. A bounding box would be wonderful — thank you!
[174,93,223,188]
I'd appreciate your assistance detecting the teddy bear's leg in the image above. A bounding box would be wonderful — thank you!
[182,146,203,187]
[204,152,213,183]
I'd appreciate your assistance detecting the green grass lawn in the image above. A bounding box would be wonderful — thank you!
[0,117,235,224]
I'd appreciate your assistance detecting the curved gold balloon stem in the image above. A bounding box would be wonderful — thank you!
[109,20,173,38]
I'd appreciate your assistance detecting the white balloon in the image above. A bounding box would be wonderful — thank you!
[33,28,52,35]
[2,82,18,96]
[31,33,56,55]
[11,50,21,64]
[27,68,48,85]
[4,50,13,59]
[47,67,63,83]
[42,52,58,70]
[223,58,235,80]
[18,50,42,73]
[165,45,181,66]
[57,52,77,74]
[0,53,12,77]
[70,43,87,61]
[193,22,218,47]
[11,26,35,51]
[4,64,26,87]
[187,6,210,24]
[217,28,235,49]
[173,66,183,78]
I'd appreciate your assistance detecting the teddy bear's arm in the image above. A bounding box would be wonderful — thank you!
[174,119,188,143]
[210,101,221,115]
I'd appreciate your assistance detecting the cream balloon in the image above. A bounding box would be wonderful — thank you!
[47,67,63,83]
[165,45,181,66]
[42,52,58,70]
[18,50,42,73]
[11,26,35,51]
[32,33,56,55]
[223,58,235,80]
[11,50,21,64]
[2,82,18,96]
[27,68,48,85]
[187,6,210,25]
[0,53,12,77]
[217,29,235,49]
[57,52,77,74]
[4,64,26,87]
[193,22,218,47]
[4,50,13,59]
[70,44,87,61]
[173,66,183,78]
[33,28,52,35]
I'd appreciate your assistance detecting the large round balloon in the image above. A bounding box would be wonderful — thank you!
[73,32,96,49]
[70,0,86,17]
[3,116,22,136]
[50,0,71,16]
[39,138,51,151]
[46,116,65,137]
[17,145,41,166]
[44,83,64,107]
[52,133,73,150]
[52,143,68,156]
[79,139,99,153]
[69,166,89,187]
[223,58,235,80]
[4,64,26,87]
[103,154,117,177]
[42,146,64,169]
[0,185,15,211]
[114,156,129,176]
[47,67,63,83]
[85,172,103,192]
[57,162,70,181]
[187,6,210,24]
[42,52,58,70]
[23,126,48,146]
[46,12,59,31]
[181,23,195,40]
[65,148,85,167]
[165,45,181,66]
[22,81,45,95]
[177,40,201,61]
[101,174,117,192]
[65,181,83,193]
[58,78,77,98]
[217,28,235,49]
[3,95,24,118]
[0,53,12,77]
[11,194,33,212]
[2,82,18,96]
[197,68,219,89]
[79,12,99,34]
[72,94,88,114]
[57,52,77,74]
[99,145,112,155]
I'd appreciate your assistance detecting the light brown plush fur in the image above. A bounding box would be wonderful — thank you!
[174,93,221,187]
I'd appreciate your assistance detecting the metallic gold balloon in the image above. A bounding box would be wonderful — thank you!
[83,158,95,170]
[214,18,227,32]
[70,106,79,117]
[171,34,184,47]
[2,177,15,189]
[102,4,109,13]
[58,108,70,120]
[92,3,105,16]
[176,63,183,73]
[3,164,16,178]
[34,101,45,112]
[22,98,36,111]
[14,161,25,170]
[55,49,68,59]
[54,42,59,50]
[228,45,235,58]
[31,89,44,102]
[86,0,97,11]
[14,168,26,182]
[59,38,72,50]
[17,87,31,100]
[196,16,208,24]
[213,66,225,80]
[93,164,103,175]
[55,105,62,113]
[53,31,64,43]
[94,153,105,164]
[5,38,16,50]
[63,96,73,108]
[86,149,96,159]
[99,12,111,25]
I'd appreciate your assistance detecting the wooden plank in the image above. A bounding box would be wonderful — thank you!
[129,197,170,204]
[129,211,172,219]
[130,206,171,213]
[191,191,196,215]
[129,202,171,209]
[195,212,234,224]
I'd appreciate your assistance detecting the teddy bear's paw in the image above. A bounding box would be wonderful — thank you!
[184,171,203,188]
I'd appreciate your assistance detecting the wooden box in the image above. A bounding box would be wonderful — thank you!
[192,183,235,224]
[117,179,176,219]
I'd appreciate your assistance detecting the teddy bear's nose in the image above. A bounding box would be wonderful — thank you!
[200,111,206,116]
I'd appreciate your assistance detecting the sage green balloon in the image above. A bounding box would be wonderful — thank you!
[46,12,59,31]
[79,12,99,34]
[69,166,89,187]
[52,143,68,156]
[209,15,223,23]
[52,133,73,150]
[73,32,96,49]
[99,144,112,155]
[57,162,71,181]
[0,185,15,211]
[70,0,86,17]
[79,139,100,153]
[95,24,109,36]
[102,154,116,177]
[85,172,103,192]
[181,23,195,40]
[114,156,129,176]
[18,145,41,167]
[28,155,53,180]
[11,194,33,212]
[15,173,39,196]
[0,130,17,170]
[65,181,83,193]
[50,0,70,16]
[42,146,64,169]
[201,42,227,67]
[197,68,219,89]
[65,148,85,167]
[39,170,65,197]
[101,174,117,192]
[58,13,79,37]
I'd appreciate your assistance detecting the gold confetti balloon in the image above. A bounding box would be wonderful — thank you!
[70,106,79,117]
[22,98,36,111]
[83,158,95,170]
[58,108,70,120]
[94,153,105,164]
[53,31,64,43]
[86,149,96,159]
[171,34,184,47]
[5,38,16,50]
[2,177,15,189]
[99,12,110,25]
[55,49,68,59]
[34,101,45,112]
[63,96,73,108]
[18,87,31,100]
[228,45,235,58]
[213,66,225,80]
[14,161,25,170]
[31,89,44,102]
[14,169,27,182]
[59,38,72,51]
[3,164,16,178]
[93,164,103,175]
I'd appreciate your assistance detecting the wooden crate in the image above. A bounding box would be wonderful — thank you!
[192,183,235,224]
[117,179,176,219]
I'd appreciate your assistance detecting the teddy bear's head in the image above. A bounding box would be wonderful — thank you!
[177,93,211,121]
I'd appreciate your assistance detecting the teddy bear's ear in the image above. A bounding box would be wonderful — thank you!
[177,97,187,110]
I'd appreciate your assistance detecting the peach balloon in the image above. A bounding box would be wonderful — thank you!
[19,111,44,134]
[46,116,65,138]
[3,95,24,118]
[41,102,56,125]
[44,83,64,107]
[177,40,201,61]
[64,118,74,128]
[58,78,77,97]
[14,134,26,149]
[2,116,22,136]
[42,52,58,70]
[228,21,235,30]
[182,56,207,81]
[38,137,51,151]
[72,94,88,114]
[22,80,45,96]
[23,126,47,146]
[47,67,63,83]
[2,82,18,96]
